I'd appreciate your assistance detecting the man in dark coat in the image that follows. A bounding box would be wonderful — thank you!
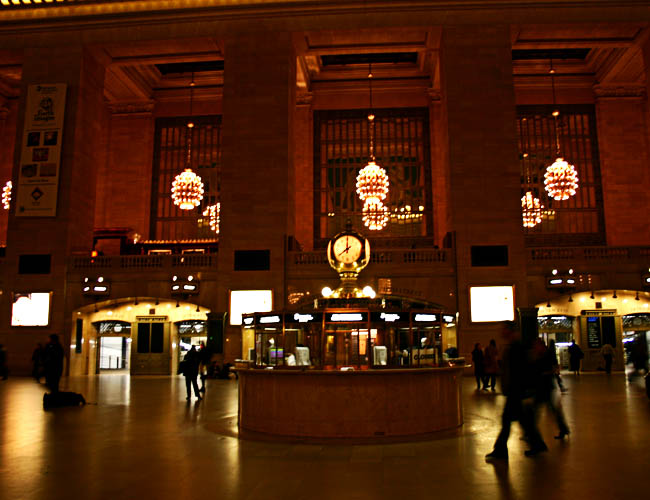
[486,322,547,460]
[568,340,584,375]
[43,334,64,393]
[182,346,202,401]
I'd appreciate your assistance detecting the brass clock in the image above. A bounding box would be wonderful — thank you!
[327,225,370,272]
[332,234,363,264]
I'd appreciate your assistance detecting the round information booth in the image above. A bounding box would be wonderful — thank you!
[237,224,464,439]
[238,298,464,439]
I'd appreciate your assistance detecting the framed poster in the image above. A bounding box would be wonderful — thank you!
[16,83,67,217]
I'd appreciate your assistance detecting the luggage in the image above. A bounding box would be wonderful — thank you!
[43,391,86,409]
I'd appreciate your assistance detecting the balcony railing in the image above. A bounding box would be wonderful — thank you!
[291,249,451,266]
[70,254,216,271]
[529,246,650,262]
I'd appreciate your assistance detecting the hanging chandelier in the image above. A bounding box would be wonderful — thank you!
[362,197,388,231]
[521,191,543,227]
[202,202,220,233]
[357,64,389,231]
[543,59,578,201]
[171,73,204,210]
[2,180,11,210]
[172,169,204,210]
[544,158,579,201]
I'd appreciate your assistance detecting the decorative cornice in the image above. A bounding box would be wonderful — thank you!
[107,100,155,115]
[593,84,646,99]
[296,91,313,106]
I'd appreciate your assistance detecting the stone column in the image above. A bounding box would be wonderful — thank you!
[594,84,650,246]
[218,33,296,358]
[440,25,528,355]
[2,46,106,371]
[294,91,313,251]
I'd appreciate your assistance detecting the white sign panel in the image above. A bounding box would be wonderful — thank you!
[16,83,67,217]
[230,290,273,325]
[470,286,515,322]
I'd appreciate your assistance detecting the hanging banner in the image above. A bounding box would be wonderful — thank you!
[16,83,67,217]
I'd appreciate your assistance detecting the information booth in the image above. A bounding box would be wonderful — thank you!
[236,225,464,439]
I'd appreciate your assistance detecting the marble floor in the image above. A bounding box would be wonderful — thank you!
[0,371,648,500]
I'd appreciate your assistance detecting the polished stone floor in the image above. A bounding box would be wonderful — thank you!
[0,371,648,500]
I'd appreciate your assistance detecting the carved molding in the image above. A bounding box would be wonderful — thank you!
[107,100,155,116]
[593,84,646,99]
[427,88,441,102]
[296,91,313,107]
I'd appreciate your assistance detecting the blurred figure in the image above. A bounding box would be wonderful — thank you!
[548,340,566,392]
[198,341,211,393]
[533,339,570,440]
[31,342,45,381]
[471,342,486,391]
[630,336,649,377]
[600,343,615,374]
[484,339,499,391]
[43,334,64,392]
[183,346,202,401]
[0,344,8,380]
[568,340,584,376]
[486,322,547,461]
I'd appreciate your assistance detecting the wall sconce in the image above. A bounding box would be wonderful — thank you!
[612,290,617,299]
[171,275,200,295]
[642,271,650,288]
[546,269,576,289]
[568,295,573,303]
[83,276,110,296]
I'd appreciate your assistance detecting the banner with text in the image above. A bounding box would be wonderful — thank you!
[16,83,67,217]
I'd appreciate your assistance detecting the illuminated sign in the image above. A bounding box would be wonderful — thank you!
[230,290,272,325]
[294,313,314,323]
[443,315,455,323]
[380,312,401,322]
[243,317,254,326]
[11,292,51,326]
[414,314,437,322]
[470,286,515,322]
[329,313,364,322]
[259,315,281,324]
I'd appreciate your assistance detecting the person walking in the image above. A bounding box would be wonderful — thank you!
[600,343,615,374]
[534,339,570,440]
[182,346,202,401]
[43,334,64,392]
[471,342,486,390]
[484,339,499,391]
[568,340,584,376]
[485,322,547,460]
[548,340,566,392]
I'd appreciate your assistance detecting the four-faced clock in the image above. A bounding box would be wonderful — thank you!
[332,234,363,264]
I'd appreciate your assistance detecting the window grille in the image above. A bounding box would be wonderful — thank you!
[151,116,221,241]
[314,108,432,245]
[518,105,605,246]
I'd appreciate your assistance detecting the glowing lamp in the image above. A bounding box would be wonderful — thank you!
[521,191,543,228]
[356,161,389,202]
[171,169,204,210]
[362,197,388,230]
[2,180,11,210]
[544,158,579,201]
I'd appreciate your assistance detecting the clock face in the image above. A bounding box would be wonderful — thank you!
[332,235,363,264]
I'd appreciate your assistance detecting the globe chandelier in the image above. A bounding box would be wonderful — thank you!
[2,180,11,210]
[171,73,204,210]
[356,63,389,230]
[544,60,579,201]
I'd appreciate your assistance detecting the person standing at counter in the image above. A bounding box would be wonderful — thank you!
[471,343,486,391]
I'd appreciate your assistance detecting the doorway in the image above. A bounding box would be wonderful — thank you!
[99,336,130,372]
